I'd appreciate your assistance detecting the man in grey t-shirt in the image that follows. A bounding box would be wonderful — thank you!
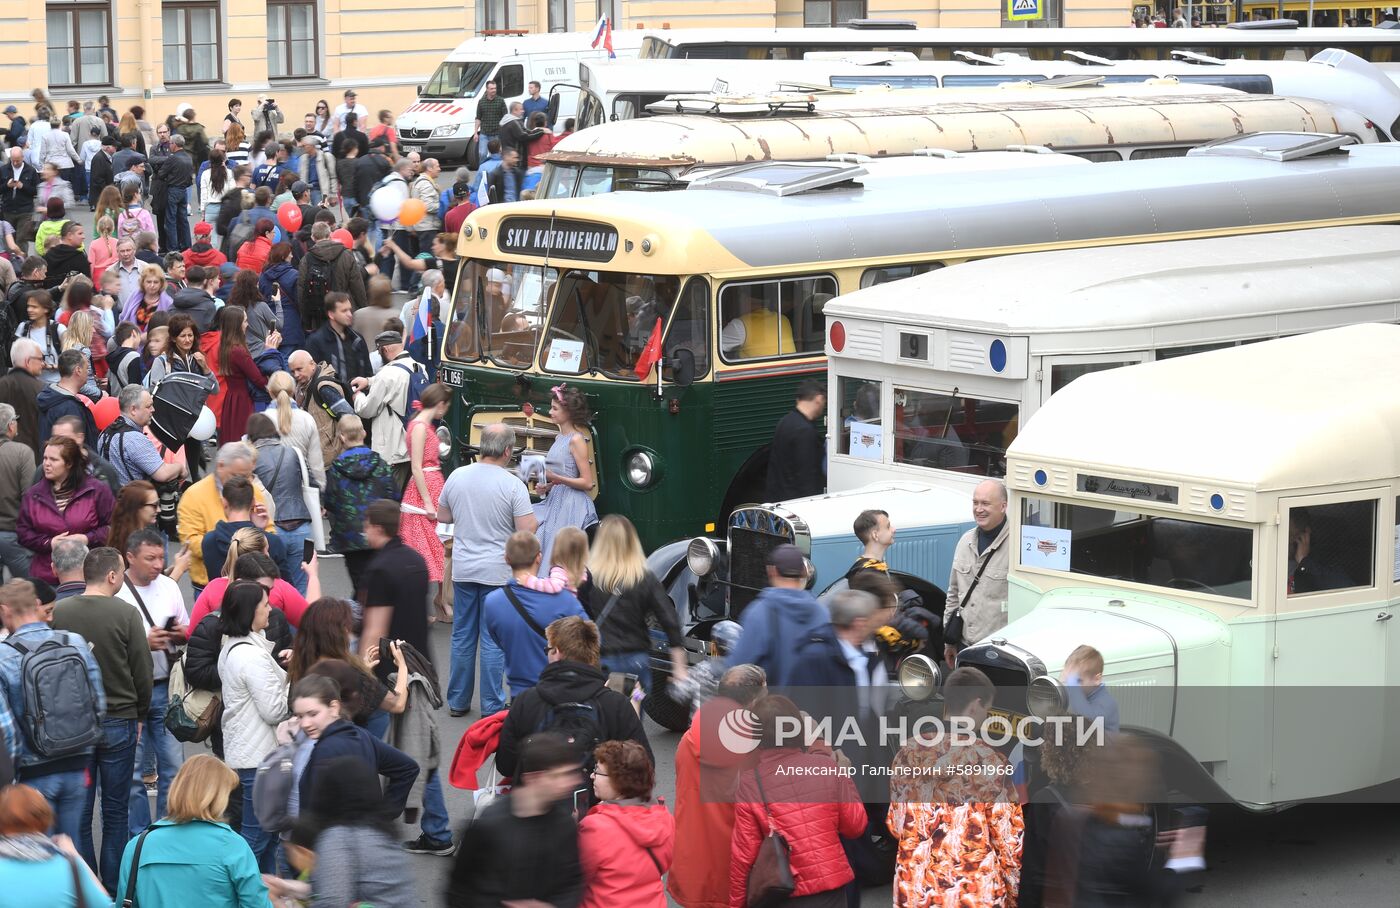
[438,423,537,717]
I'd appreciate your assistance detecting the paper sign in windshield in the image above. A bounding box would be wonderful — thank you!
[545,339,585,373]
[847,420,882,461]
[1021,526,1071,571]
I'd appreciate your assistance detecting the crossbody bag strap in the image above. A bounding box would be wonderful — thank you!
[503,585,547,640]
[120,827,153,907]
[752,768,778,834]
[595,591,623,633]
[124,576,156,628]
[65,852,88,908]
[953,548,996,617]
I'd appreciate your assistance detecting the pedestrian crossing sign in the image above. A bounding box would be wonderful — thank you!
[1007,0,1043,19]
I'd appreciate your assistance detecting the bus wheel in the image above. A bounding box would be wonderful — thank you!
[642,681,691,732]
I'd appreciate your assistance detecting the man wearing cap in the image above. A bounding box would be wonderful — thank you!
[296,135,336,206]
[1,147,37,252]
[351,329,422,488]
[332,90,368,135]
[182,222,227,271]
[726,543,830,688]
[112,155,146,197]
[3,106,26,151]
[88,134,117,210]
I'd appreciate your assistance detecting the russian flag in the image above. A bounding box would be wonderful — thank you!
[407,286,433,346]
[590,16,615,59]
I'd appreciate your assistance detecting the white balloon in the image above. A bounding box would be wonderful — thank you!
[189,406,217,442]
[369,181,408,222]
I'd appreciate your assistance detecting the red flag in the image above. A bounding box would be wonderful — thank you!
[634,319,663,380]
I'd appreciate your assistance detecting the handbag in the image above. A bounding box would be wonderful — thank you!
[282,442,326,552]
[745,769,796,908]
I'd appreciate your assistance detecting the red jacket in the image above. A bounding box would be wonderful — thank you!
[16,476,114,584]
[183,243,227,270]
[580,800,675,908]
[235,235,272,274]
[729,750,867,907]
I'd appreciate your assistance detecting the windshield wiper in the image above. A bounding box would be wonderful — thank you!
[568,283,601,377]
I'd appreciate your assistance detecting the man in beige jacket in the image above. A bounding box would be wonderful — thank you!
[944,478,1010,666]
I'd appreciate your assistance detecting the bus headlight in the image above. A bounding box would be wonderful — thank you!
[897,655,941,702]
[1026,675,1067,719]
[436,425,452,461]
[687,537,719,577]
[625,450,657,488]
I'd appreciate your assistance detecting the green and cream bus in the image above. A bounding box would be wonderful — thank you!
[539,86,1383,197]
[439,133,1400,559]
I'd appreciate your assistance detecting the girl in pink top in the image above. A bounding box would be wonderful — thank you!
[520,526,588,595]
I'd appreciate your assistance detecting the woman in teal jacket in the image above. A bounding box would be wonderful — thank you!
[0,785,108,908]
[112,754,271,907]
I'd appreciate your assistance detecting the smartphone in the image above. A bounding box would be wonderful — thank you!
[379,637,393,662]
[163,616,177,631]
[303,539,316,564]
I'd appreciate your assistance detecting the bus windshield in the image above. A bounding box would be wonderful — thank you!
[541,271,681,380]
[1021,497,1254,601]
[422,61,494,99]
[540,164,677,199]
[445,258,558,367]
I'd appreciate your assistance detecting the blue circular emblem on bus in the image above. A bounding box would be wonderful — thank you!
[1210,493,1225,511]
[989,339,1008,373]
[1034,469,1048,486]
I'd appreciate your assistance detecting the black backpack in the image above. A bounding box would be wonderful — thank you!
[227,210,256,261]
[301,254,335,334]
[3,633,102,759]
[536,698,606,772]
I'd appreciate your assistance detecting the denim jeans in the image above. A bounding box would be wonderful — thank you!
[165,192,191,251]
[601,650,653,694]
[421,770,450,842]
[80,717,137,890]
[128,682,185,833]
[237,767,278,873]
[477,133,492,162]
[448,581,506,714]
[365,708,390,741]
[277,522,313,595]
[0,528,33,579]
[24,770,87,842]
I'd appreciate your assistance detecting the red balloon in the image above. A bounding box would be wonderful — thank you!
[277,201,302,233]
[330,229,353,249]
[92,395,121,431]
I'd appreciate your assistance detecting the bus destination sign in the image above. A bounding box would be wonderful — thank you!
[499,217,620,263]
[1076,473,1179,505]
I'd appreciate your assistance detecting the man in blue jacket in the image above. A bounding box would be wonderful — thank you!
[483,531,587,697]
[727,544,829,689]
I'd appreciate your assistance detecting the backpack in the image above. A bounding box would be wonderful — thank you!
[391,360,429,429]
[3,633,102,759]
[163,653,222,743]
[108,347,141,394]
[252,741,300,833]
[301,253,335,333]
[227,210,256,261]
[438,186,454,223]
[535,698,606,772]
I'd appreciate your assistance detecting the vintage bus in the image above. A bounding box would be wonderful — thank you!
[570,48,1400,132]
[441,134,1400,573]
[539,88,1383,198]
[962,324,1400,808]
[636,24,1400,64]
[678,224,1400,658]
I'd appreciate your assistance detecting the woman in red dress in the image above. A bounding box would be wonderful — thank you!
[401,382,450,620]
[214,305,275,444]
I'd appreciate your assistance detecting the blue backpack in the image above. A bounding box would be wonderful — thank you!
[439,186,454,224]
[392,360,429,429]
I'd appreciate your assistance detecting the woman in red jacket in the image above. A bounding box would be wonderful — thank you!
[580,740,675,908]
[234,216,275,274]
[16,436,115,583]
[729,695,867,908]
[213,305,274,444]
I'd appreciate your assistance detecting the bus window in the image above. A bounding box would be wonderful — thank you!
[837,377,882,456]
[1155,341,1232,361]
[1022,497,1254,600]
[1287,500,1377,596]
[543,270,680,379]
[830,75,939,89]
[1393,495,1399,583]
[1049,361,1139,394]
[718,275,834,363]
[540,164,578,200]
[892,387,1017,475]
[942,74,1046,87]
[860,262,943,289]
[447,258,558,366]
[1129,147,1189,161]
[1177,74,1273,94]
[577,166,616,197]
[496,64,525,98]
[663,277,711,383]
[1068,150,1124,163]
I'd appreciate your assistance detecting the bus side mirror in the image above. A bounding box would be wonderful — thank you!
[670,349,696,387]
[416,85,423,95]
[547,93,561,126]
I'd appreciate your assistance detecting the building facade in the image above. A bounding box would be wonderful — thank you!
[1,0,1128,125]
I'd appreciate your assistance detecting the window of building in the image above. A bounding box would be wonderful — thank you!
[46,3,113,88]
[596,0,619,26]
[482,0,510,31]
[548,0,569,32]
[804,0,865,26]
[162,2,221,84]
[267,0,318,79]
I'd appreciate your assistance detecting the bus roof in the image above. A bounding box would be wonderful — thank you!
[543,91,1365,167]
[823,225,1400,337]
[479,142,1400,272]
[1007,323,1400,492]
[445,30,648,60]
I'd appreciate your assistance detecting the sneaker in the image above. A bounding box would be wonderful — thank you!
[449,707,470,718]
[403,835,454,856]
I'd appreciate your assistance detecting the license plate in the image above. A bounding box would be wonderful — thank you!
[403,144,423,154]
[439,366,465,387]
[986,707,1030,738]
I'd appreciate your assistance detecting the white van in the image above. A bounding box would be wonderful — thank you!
[397,30,646,163]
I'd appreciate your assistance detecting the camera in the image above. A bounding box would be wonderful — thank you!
[264,99,277,110]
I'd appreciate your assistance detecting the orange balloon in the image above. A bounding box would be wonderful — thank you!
[92,395,121,431]
[398,197,427,227]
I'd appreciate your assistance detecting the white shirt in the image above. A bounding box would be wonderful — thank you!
[332,102,368,133]
[117,572,190,680]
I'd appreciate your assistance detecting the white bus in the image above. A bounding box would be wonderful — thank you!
[397,30,647,163]
[572,48,1400,137]
[637,24,1400,64]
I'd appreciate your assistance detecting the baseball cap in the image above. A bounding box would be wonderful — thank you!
[375,330,403,348]
[767,544,808,579]
[218,262,239,278]
[193,222,213,236]
[290,180,309,196]
[2,106,16,115]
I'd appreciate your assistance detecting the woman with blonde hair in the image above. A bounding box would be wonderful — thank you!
[112,754,270,906]
[118,111,145,154]
[189,531,314,629]
[262,370,325,487]
[121,262,172,329]
[60,308,103,399]
[87,214,119,282]
[581,514,688,692]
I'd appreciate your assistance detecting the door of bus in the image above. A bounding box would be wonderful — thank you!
[1271,491,1391,802]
